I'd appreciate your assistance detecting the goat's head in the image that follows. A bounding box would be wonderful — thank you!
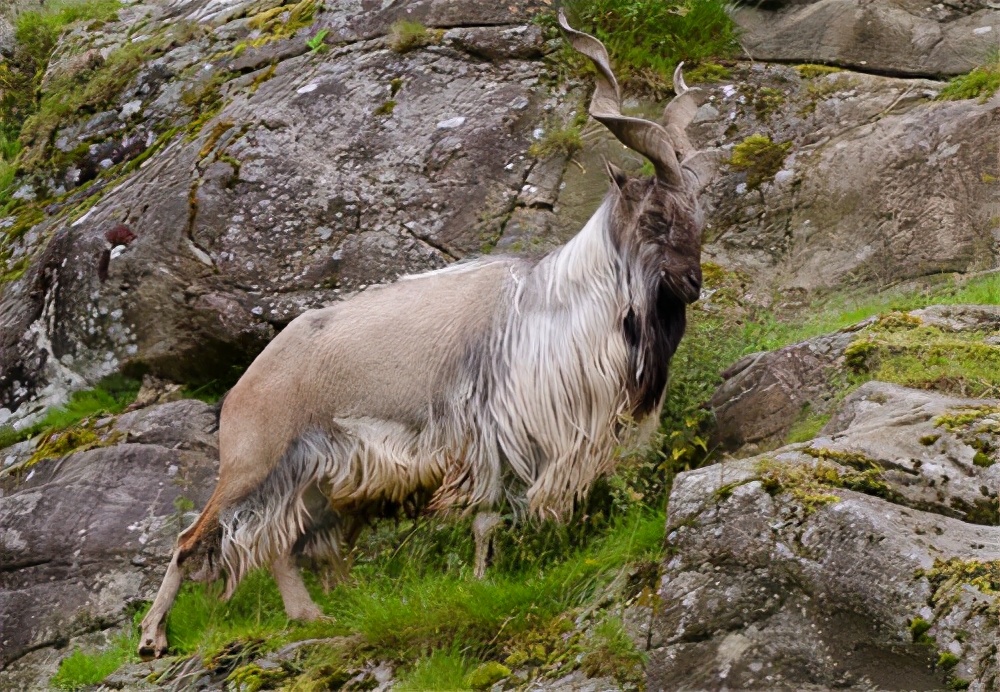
[559,11,714,305]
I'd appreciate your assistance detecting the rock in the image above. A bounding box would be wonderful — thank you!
[734,0,1000,76]
[649,384,1000,690]
[0,400,218,675]
[710,330,857,450]
[443,25,546,61]
[710,305,1000,450]
[694,64,1000,299]
[0,0,555,420]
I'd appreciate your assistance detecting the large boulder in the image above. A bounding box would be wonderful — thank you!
[649,382,1000,691]
[0,0,558,424]
[734,0,1000,76]
[0,400,218,681]
[692,66,1000,305]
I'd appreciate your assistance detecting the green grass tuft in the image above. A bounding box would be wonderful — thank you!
[563,0,739,94]
[939,52,1000,103]
[396,647,473,691]
[389,20,442,53]
[50,629,139,690]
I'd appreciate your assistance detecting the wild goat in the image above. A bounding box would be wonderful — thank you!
[138,11,716,659]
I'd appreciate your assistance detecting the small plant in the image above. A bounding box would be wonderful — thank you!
[939,52,1000,103]
[389,20,441,53]
[580,616,647,685]
[795,64,842,79]
[727,134,791,190]
[373,100,396,117]
[396,647,472,691]
[465,661,512,690]
[684,61,731,84]
[528,111,588,159]
[910,616,933,644]
[306,28,329,54]
[937,651,961,670]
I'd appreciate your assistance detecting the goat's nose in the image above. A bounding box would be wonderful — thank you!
[684,270,702,303]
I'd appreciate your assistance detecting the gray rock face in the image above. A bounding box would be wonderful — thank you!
[650,382,1000,691]
[0,400,218,674]
[734,0,1000,76]
[692,65,1000,303]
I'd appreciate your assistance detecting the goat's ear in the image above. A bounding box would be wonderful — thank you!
[604,160,628,190]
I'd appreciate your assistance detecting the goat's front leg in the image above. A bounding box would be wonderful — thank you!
[271,553,324,621]
[138,550,183,660]
[472,512,503,579]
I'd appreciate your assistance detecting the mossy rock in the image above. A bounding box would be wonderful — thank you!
[727,134,791,190]
[465,661,511,690]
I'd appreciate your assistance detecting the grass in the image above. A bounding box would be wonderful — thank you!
[85,509,664,689]
[50,628,139,690]
[939,51,1000,103]
[0,374,139,451]
[562,0,739,94]
[389,20,442,53]
[395,647,474,691]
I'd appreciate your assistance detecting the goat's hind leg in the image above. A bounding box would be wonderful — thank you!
[271,552,324,621]
[138,549,183,660]
[472,512,503,579]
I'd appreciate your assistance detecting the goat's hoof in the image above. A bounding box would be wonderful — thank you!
[137,642,167,661]
[287,604,325,622]
[138,631,168,661]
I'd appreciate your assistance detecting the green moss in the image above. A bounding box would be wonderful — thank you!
[529,111,588,159]
[939,53,1000,103]
[937,651,960,670]
[795,64,842,79]
[948,677,972,690]
[373,100,396,117]
[744,85,785,120]
[844,327,1000,398]
[390,77,404,96]
[803,447,879,471]
[921,558,1000,597]
[973,451,994,468]
[227,662,290,692]
[920,434,941,446]
[684,62,731,84]
[389,20,443,53]
[909,617,933,644]
[934,406,1000,432]
[248,0,318,40]
[465,661,512,690]
[755,458,842,514]
[579,616,647,686]
[727,134,791,190]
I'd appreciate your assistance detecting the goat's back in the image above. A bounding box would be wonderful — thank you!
[214,258,522,504]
